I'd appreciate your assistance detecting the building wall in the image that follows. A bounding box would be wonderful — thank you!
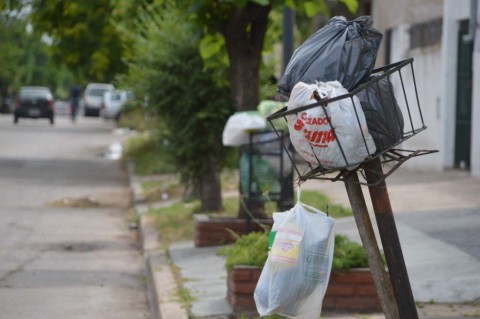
[372,0,444,66]
[374,2,444,171]
[471,2,480,177]
[390,25,444,171]
[372,0,479,174]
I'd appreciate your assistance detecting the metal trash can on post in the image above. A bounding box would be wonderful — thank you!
[267,58,438,319]
[240,130,295,231]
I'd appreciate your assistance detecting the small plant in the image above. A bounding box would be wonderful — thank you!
[175,287,196,306]
[217,231,269,271]
[219,232,372,273]
[331,234,370,272]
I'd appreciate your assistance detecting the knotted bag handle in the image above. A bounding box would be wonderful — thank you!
[296,186,330,217]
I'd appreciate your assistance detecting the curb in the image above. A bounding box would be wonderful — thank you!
[127,160,189,319]
[141,216,189,319]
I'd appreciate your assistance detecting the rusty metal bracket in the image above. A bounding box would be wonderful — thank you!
[298,148,438,186]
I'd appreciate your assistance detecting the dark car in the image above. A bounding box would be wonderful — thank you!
[14,86,55,124]
[1,97,13,114]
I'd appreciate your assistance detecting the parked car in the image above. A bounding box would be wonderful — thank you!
[53,99,70,116]
[102,90,133,120]
[83,83,114,117]
[14,86,55,125]
[1,97,13,114]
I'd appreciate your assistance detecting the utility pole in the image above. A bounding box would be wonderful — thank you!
[283,7,294,72]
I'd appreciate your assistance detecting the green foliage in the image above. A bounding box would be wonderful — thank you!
[298,190,352,219]
[123,132,176,176]
[198,32,230,88]
[217,231,270,271]
[29,0,126,83]
[117,105,150,132]
[332,234,370,272]
[220,232,371,273]
[149,201,201,246]
[142,179,184,203]
[174,287,196,306]
[0,15,66,95]
[340,0,359,13]
[122,5,233,188]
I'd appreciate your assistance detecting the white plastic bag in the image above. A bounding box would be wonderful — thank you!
[287,81,376,169]
[254,193,335,319]
[222,111,266,146]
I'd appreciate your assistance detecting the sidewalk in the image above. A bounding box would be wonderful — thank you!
[129,163,480,319]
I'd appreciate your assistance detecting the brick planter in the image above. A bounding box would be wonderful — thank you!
[227,266,381,313]
[194,214,273,247]
[324,268,382,311]
[227,266,262,312]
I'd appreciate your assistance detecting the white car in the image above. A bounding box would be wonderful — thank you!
[83,83,115,117]
[102,90,133,120]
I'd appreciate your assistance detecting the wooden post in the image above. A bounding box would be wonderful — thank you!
[344,172,400,319]
[364,157,419,319]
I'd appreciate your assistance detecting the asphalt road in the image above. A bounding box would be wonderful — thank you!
[0,114,149,318]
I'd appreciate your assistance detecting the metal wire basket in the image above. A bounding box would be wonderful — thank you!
[267,58,437,185]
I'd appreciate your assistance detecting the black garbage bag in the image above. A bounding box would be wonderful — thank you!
[357,75,404,151]
[278,16,383,98]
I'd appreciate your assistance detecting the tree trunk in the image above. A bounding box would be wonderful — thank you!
[221,3,271,219]
[221,3,271,112]
[199,154,223,212]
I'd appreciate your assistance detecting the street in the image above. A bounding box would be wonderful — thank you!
[0,114,149,318]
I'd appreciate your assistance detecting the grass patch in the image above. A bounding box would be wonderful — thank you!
[221,169,240,192]
[175,287,196,306]
[221,197,239,216]
[299,190,352,218]
[142,178,184,203]
[220,189,352,220]
[123,132,176,176]
[148,201,200,246]
[147,190,351,248]
[118,104,150,132]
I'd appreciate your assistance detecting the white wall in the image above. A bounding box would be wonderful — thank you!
[471,1,480,177]
[372,0,443,66]
[388,23,444,171]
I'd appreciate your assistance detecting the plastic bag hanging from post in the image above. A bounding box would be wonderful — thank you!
[254,199,335,319]
[277,16,383,98]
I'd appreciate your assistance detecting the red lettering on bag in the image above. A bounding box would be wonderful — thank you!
[294,118,304,131]
[293,112,335,146]
[303,128,336,147]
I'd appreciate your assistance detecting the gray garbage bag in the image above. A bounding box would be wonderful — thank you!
[357,75,404,151]
[278,16,383,98]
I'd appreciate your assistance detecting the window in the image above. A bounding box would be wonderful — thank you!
[410,18,443,50]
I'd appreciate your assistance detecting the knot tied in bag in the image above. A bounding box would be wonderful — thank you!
[277,16,383,98]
